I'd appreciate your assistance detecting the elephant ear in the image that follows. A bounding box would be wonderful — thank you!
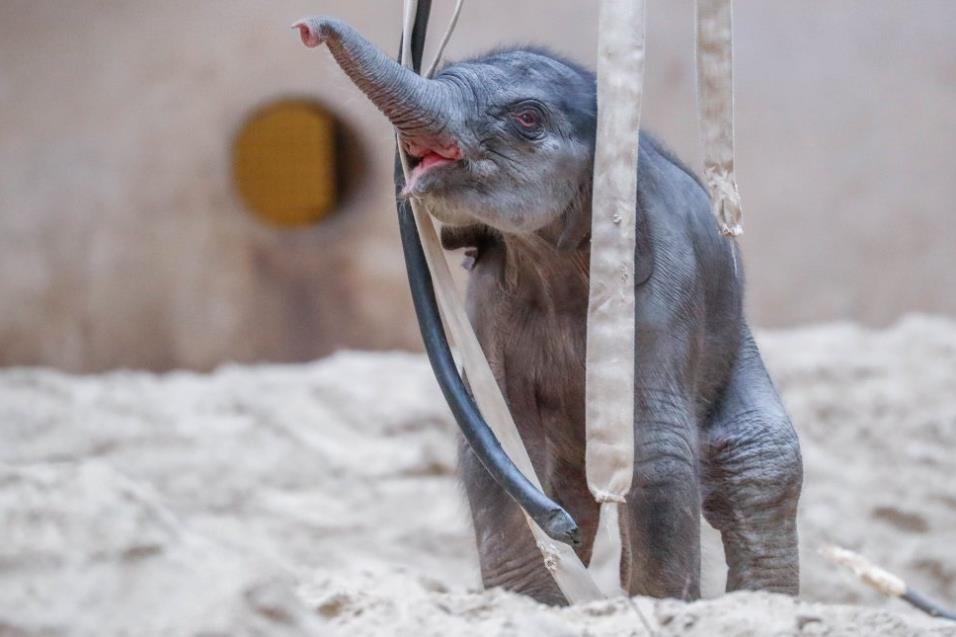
[555,184,654,286]
[556,206,591,252]
[632,196,654,286]
[440,223,500,271]
[440,224,488,250]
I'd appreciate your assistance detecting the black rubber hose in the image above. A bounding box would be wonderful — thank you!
[391,2,580,546]
[902,588,956,622]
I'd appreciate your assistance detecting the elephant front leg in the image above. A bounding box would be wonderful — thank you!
[623,388,702,600]
[460,440,573,605]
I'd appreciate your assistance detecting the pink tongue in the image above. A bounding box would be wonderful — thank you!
[420,151,449,170]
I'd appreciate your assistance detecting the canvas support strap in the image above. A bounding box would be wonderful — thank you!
[398,0,603,604]
[585,0,644,597]
[696,0,743,237]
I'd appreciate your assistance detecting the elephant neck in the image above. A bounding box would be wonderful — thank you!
[497,208,592,314]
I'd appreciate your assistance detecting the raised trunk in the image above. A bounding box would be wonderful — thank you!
[294,17,454,140]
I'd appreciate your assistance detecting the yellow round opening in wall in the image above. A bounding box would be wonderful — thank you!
[232,99,338,227]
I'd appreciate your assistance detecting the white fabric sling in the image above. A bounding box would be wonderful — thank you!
[585,0,645,597]
[697,0,743,237]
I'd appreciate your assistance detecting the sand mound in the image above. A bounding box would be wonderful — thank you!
[1,317,955,635]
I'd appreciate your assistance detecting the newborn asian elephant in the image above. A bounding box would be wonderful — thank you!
[294,16,803,605]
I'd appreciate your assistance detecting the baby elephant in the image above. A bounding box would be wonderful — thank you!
[295,17,803,604]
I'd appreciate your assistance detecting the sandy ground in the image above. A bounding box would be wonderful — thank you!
[1,316,955,636]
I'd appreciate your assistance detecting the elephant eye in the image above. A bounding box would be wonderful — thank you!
[513,109,542,130]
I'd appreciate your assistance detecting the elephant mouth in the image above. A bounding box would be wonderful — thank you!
[402,137,463,195]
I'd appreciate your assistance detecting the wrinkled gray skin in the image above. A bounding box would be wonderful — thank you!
[296,17,803,604]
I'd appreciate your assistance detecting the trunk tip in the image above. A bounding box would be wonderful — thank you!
[291,17,325,48]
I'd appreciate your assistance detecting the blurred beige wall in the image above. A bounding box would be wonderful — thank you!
[1,1,954,372]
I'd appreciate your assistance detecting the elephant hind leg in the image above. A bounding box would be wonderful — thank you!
[702,332,803,595]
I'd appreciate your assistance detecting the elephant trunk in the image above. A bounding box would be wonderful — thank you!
[293,17,459,156]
